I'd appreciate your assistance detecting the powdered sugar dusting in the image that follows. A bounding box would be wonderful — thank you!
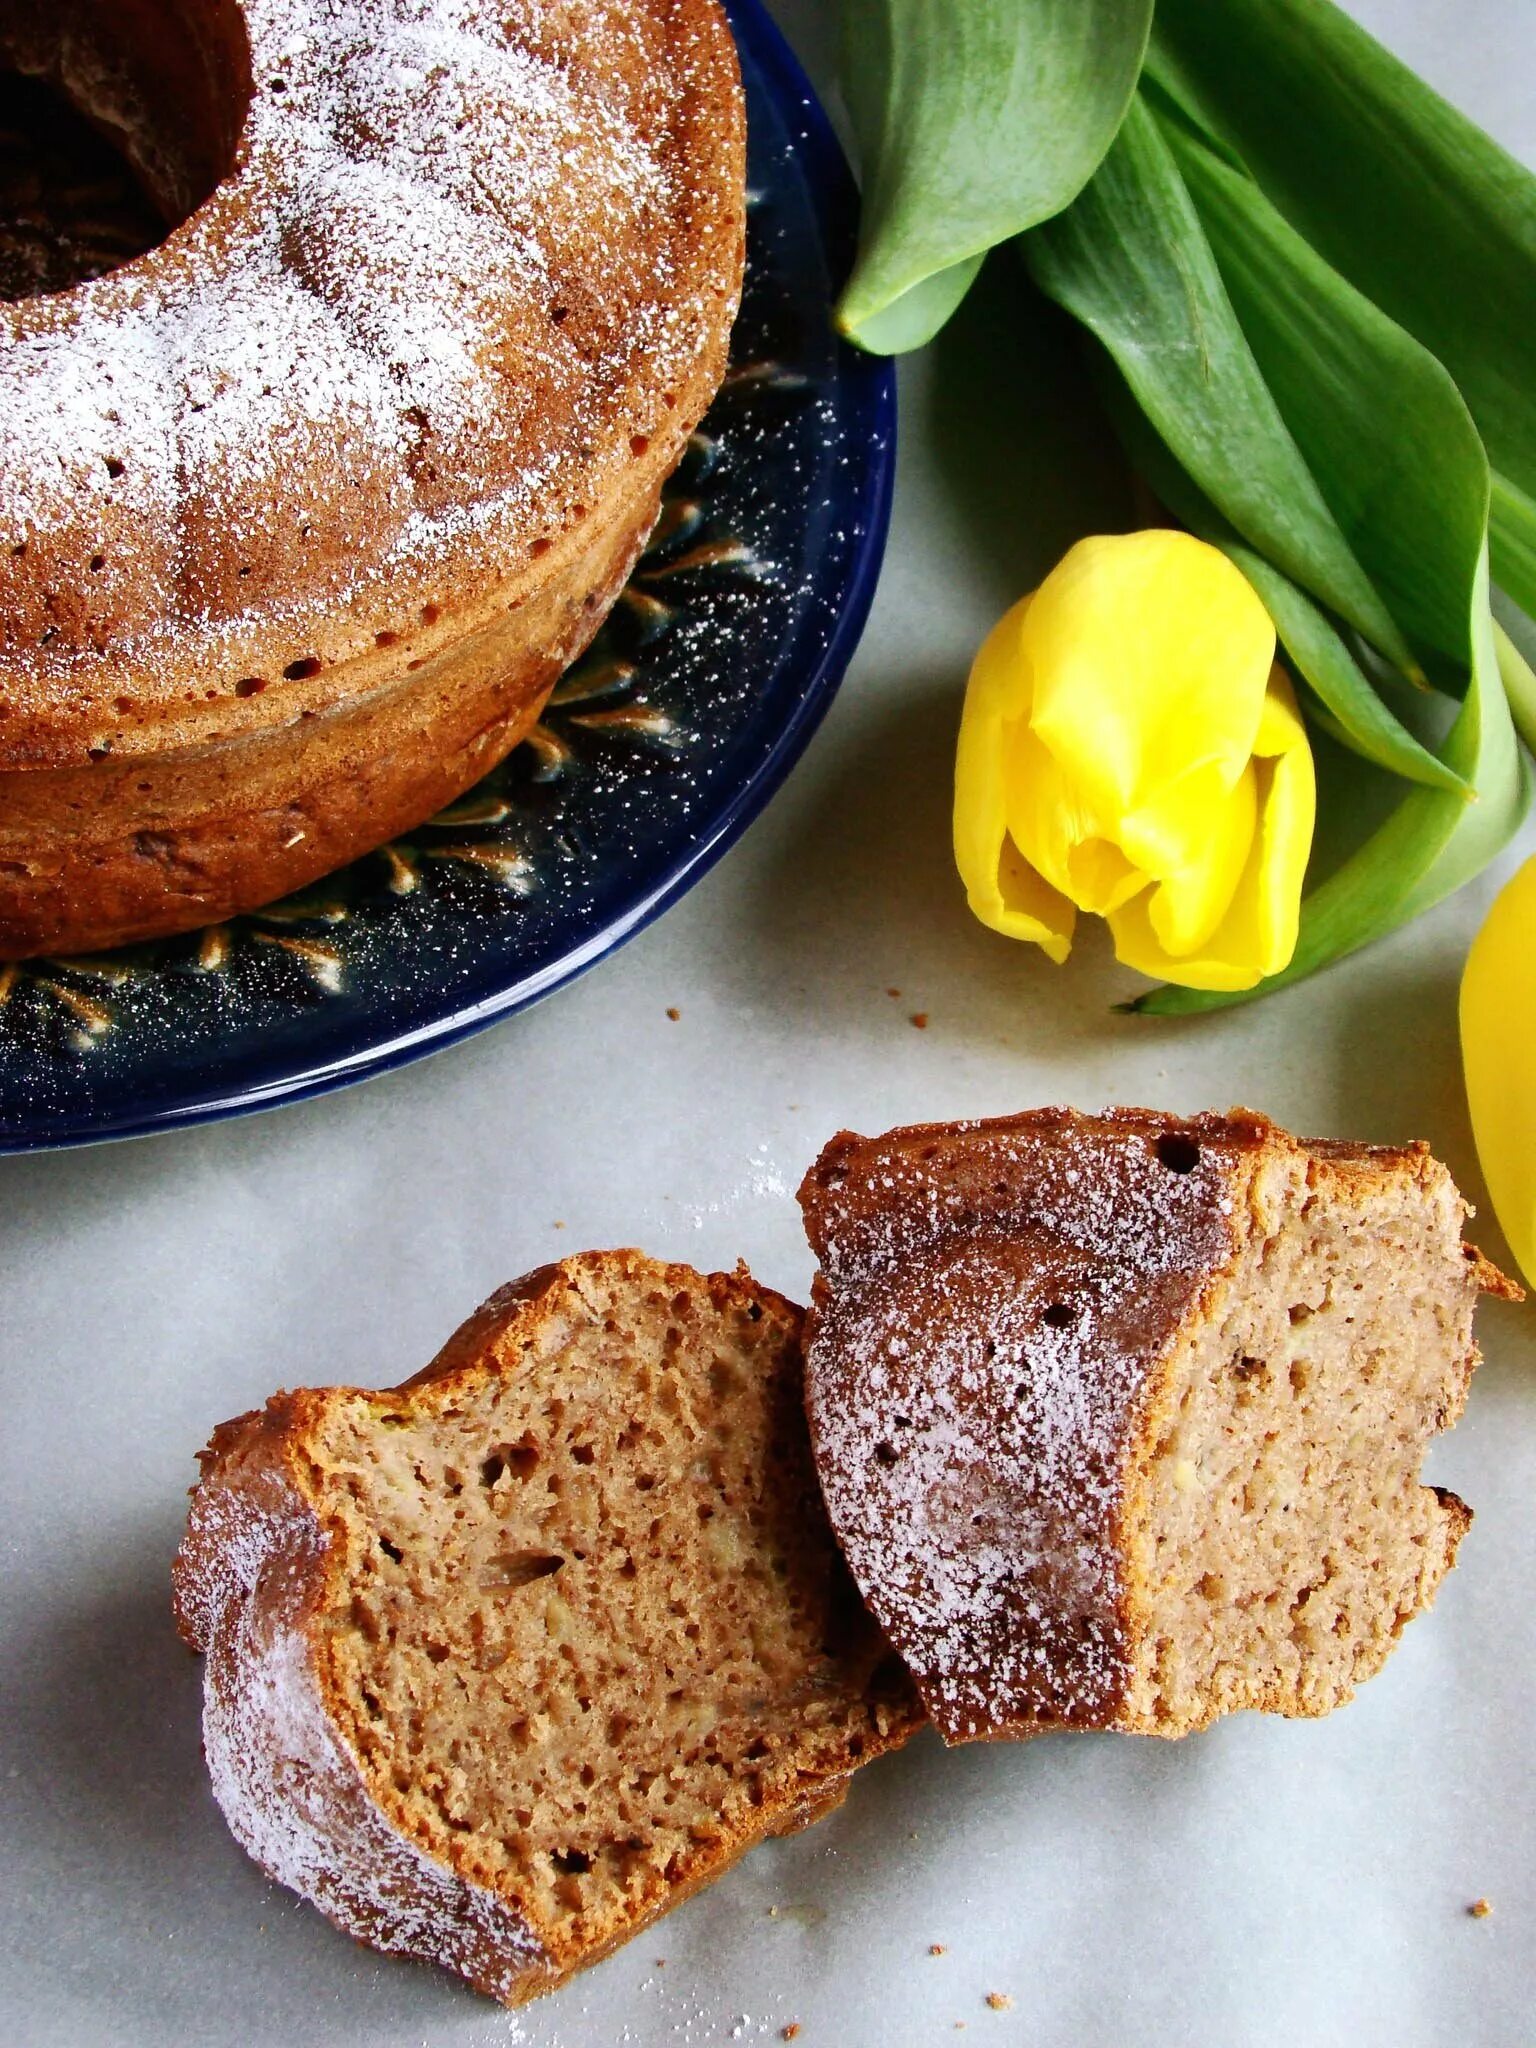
[178,1435,551,2003]
[0,0,731,699]
[799,1110,1244,1740]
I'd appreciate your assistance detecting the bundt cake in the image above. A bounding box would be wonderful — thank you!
[0,0,745,957]
[174,1251,919,2007]
[798,1107,1518,1743]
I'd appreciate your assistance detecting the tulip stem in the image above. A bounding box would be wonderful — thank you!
[1496,621,1536,761]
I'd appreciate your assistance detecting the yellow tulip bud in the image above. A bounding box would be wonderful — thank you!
[1461,852,1536,1288]
[954,530,1317,991]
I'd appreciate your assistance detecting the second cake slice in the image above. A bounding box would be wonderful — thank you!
[799,1107,1516,1743]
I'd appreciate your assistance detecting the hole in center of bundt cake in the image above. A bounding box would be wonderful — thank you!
[0,0,252,301]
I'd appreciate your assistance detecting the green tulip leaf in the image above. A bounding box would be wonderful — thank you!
[835,0,1153,354]
[1025,96,1529,1011]
[841,254,986,358]
[1232,555,1469,795]
[1160,116,1491,679]
[1146,0,1536,615]
[1490,471,1536,622]
[1098,373,1470,794]
[1023,99,1416,675]
[1497,619,1536,761]
[1132,553,1531,1015]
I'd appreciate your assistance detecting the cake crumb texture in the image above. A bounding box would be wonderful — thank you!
[799,1107,1514,1743]
[174,1250,918,2005]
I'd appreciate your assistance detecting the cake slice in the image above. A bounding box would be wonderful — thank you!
[174,1252,919,2006]
[798,1108,1517,1744]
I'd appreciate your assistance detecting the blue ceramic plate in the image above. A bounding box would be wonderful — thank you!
[0,0,894,1153]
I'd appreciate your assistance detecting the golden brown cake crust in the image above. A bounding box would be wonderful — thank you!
[798,1107,1513,1745]
[0,479,649,953]
[174,1251,920,2007]
[0,0,745,955]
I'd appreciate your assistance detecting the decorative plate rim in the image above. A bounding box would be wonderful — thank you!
[0,0,895,1155]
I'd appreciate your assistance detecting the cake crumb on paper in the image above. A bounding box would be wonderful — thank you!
[666,1006,681,1021]
[986,1993,1014,2011]
[886,986,901,997]
[1469,1897,1493,1918]
[910,1012,929,1029]
[929,1944,947,1956]
[782,2026,802,2041]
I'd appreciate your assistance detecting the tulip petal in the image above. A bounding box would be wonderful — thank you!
[954,597,1030,898]
[986,839,1078,960]
[1461,852,1536,1288]
[1114,758,1254,883]
[955,538,1314,990]
[1064,834,1146,916]
[1202,749,1312,977]
[1005,717,1147,915]
[1107,668,1315,988]
[1241,669,1317,972]
[1107,886,1263,991]
[954,597,1078,962]
[1144,762,1258,958]
[1022,531,1278,841]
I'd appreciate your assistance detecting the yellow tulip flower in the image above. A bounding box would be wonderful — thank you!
[1461,852,1536,1288]
[954,530,1317,991]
